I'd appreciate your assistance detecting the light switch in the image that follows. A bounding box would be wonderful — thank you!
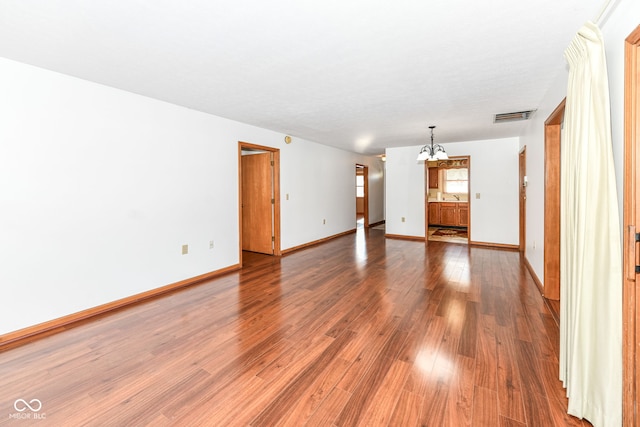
[476,193,481,199]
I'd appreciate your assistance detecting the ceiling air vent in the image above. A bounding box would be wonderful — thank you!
[494,110,536,123]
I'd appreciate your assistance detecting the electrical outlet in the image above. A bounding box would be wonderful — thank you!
[182,244,188,255]
[209,240,214,249]
[286,193,289,200]
[401,217,405,222]
[476,193,481,199]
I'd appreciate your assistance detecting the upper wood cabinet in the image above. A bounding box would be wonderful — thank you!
[428,167,439,189]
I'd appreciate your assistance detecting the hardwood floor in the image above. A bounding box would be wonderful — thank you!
[0,228,589,426]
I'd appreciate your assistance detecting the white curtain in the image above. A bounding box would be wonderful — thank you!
[559,22,622,426]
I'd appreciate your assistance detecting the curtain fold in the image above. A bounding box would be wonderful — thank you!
[559,21,622,426]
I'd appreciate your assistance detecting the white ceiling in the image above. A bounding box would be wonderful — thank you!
[0,0,604,155]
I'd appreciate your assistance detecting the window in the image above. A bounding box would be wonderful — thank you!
[444,168,468,194]
[356,175,364,197]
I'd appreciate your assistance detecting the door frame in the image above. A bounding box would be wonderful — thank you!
[424,156,471,244]
[622,24,640,427]
[238,141,281,266]
[356,164,369,227]
[519,147,527,253]
[543,99,565,300]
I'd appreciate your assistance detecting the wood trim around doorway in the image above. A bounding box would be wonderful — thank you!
[519,147,526,253]
[356,164,369,228]
[543,99,565,301]
[622,24,640,427]
[238,141,282,267]
[424,156,471,245]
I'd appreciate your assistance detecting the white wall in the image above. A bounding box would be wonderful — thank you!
[0,57,383,335]
[366,159,386,225]
[519,71,566,279]
[385,146,426,238]
[385,137,520,245]
[601,1,640,220]
[519,0,640,285]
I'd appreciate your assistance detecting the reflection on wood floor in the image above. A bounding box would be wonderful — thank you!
[0,227,588,426]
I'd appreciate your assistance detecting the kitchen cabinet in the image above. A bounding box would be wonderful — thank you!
[439,203,458,225]
[458,204,469,226]
[428,167,439,189]
[428,202,440,224]
[429,202,468,226]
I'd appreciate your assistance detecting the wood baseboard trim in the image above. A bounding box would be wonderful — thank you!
[522,255,559,325]
[0,264,240,351]
[385,234,425,242]
[369,220,385,228]
[282,229,357,255]
[469,241,519,251]
[523,256,544,295]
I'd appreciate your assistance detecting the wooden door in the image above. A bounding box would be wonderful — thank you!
[242,152,274,254]
[623,25,640,427]
[519,147,526,253]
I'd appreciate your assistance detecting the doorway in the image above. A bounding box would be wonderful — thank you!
[519,147,527,253]
[544,99,565,301]
[622,24,640,427]
[238,142,281,266]
[425,156,470,244]
[356,164,369,229]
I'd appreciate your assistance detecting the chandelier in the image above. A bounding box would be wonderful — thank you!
[416,126,448,161]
